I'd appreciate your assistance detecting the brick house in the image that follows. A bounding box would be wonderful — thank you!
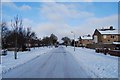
[78,35,93,47]
[93,26,120,44]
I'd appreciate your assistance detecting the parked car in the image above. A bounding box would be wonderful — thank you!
[1,49,7,56]
[95,48,109,55]
[55,45,59,48]
[108,50,120,57]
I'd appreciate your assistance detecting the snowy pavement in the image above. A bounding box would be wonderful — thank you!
[65,46,118,78]
[2,46,90,78]
[1,47,52,77]
[2,46,118,78]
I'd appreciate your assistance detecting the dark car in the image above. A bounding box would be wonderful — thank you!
[1,49,7,56]
[55,45,59,48]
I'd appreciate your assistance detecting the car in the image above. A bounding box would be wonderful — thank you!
[1,49,7,56]
[55,45,59,48]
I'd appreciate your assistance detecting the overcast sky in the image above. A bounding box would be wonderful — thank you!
[2,1,118,41]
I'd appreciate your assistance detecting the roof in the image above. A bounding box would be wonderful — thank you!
[98,29,120,35]
[81,36,93,40]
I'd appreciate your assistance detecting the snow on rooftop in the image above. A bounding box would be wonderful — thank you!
[81,36,93,40]
[113,42,120,44]
[98,29,120,35]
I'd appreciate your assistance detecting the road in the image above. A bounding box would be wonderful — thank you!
[3,46,91,78]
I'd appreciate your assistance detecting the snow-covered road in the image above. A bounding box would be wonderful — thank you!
[2,46,90,78]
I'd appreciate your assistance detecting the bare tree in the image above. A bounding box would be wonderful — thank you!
[2,15,38,59]
[61,37,71,47]
[11,15,21,59]
[50,34,58,46]
[1,22,9,49]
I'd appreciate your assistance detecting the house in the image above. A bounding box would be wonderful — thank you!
[93,26,120,44]
[78,35,93,47]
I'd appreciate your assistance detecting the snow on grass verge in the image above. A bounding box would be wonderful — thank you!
[65,46,118,78]
[1,47,53,76]
[0,65,2,80]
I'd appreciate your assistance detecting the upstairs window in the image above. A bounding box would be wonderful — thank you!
[111,35,114,39]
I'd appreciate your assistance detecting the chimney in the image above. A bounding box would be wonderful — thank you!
[110,26,113,30]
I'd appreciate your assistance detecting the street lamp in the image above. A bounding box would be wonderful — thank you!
[71,31,75,51]
[14,31,17,59]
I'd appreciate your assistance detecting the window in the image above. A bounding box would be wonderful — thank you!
[111,35,114,38]
[103,35,107,39]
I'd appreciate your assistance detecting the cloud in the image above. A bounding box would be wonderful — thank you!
[22,18,34,28]
[2,2,32,11]
[28,2,117,41]
[33,14,118,41]
[3,2,118,42]
[20,5,32,10]
[40,2,94,23]
[1,0,12,2]
[76,14,118,35]
[34,2,94,39]
[33,23,75,40]
[2,2,18,9]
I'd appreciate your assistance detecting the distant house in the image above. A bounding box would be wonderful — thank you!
[78,35,93,47]
[93,26,120,44]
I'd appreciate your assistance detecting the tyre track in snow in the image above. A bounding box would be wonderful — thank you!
[3,46,91,78]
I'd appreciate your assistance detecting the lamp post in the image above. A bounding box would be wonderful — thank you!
[71,31,75,51]
[14,31,17,59]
